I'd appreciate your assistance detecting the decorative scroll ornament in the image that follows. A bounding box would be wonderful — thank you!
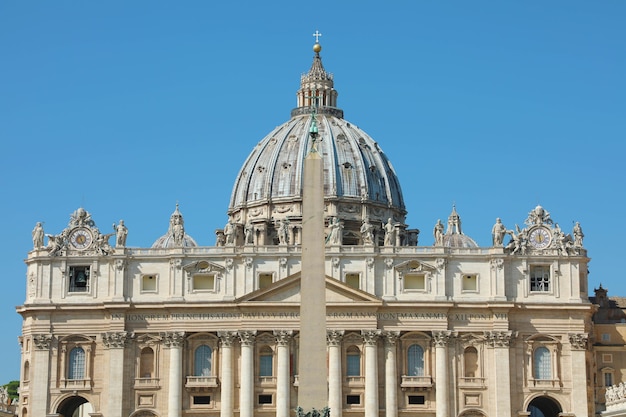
[161,331,185,348]
[568,333,588,350]
[490,258,504,270]
[274,330,294,346]
[432,330,454,347]
[327,330,345,346]
[33,334,53,350]
[361,329,382,345]
[484,330,515,347]
[217,331,237,347]
[238,330,257,346]
[383,330,400,345]
[102,331,133,349]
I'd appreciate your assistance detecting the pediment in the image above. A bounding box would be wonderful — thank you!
[236,273,382,304]
[394,259,437,275]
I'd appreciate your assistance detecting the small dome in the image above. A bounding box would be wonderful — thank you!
[152,204,198,248]
[442,205,478,248]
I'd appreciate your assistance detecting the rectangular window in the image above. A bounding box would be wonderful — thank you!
[259,355,273,377]
[602,333,611,342]
[408,395,425,405]
[530,266,550,292]
[404,274,425,291]
[69,266,90,293]
[346,395,360,405]
[345,273,360,289]
[193,396,211,405]
[346,354,360,376]
[604,372,614,387]
[462,274,478,292]
[259,273,273,289]
[603,354,613,363]
[193,274,215,291]
[141,274,157,292]
[258,394,272,405]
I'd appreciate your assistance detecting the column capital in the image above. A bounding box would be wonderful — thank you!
[568,333,588,350]
[238,330,257,347]
[327,330,345,346]
[382,331,400,346]
[274,330,294,346]
[161,331,185,348]
[484,330,516,348]
[102,331,133,349]
[33,334,53,350]
[218,331,238,347]
[432,330,454,347]
[361,329,382,346]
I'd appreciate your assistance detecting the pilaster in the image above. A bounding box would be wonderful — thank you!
[327,330,345,417]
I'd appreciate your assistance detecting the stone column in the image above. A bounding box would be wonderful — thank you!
[327,330,345,417]
[485,331,514,417]
[31,334,52,417]
[383,331,400,417]
[569,333,589,417]
[239,331,257,417]
[433,331,452,417]
[362,330,382,417]
[102,332,131,417]
[162,332,185,417]
[275,330,293,417]
[218,331,237,417]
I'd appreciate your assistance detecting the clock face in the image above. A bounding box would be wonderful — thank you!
[529,227,551,249]
[69,228,93,250]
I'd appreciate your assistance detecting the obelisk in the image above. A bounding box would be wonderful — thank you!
[298,48,329,411]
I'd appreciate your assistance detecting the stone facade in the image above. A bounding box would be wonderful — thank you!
[15,41,609,417]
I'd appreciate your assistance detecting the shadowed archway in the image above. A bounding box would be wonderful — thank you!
[527,396,562,417]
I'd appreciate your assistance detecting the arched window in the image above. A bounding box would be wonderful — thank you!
[194,345,212,377]
[534,347,551,380]
[140,347,155,378]
[464,347,478,378]
[259,346,273,377]
[23,361,30,382]
[346,346,361,376]
[68,347,85,380]
[407,344,425,376]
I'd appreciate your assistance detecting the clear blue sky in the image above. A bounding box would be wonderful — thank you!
[1,1,624,382]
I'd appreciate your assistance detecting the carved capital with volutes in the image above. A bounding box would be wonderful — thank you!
[361,329,382,346]
[484,330,515,347]
[33,334,53,350]
[568,333,588,350]
[238,330,257,347]
[218,331,237,347]
[274,330,293,346]
[102,331,133,349]
[161,331,185,348]
[327,330,345,346]
[383,331,400,346]
[432,330,453,347]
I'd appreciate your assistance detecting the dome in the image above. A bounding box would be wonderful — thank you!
[152,204,198,248]
[227,42,407,246]
[442,206,478,248]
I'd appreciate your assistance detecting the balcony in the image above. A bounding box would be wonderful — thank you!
[458,377,486,389]
[134,377,160,389]
[60,378,92,392]
[401,375,432,390]
[185,376,219,389]
[346,376,365,387]
[529,378,561,390]
[257,376,277,386]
